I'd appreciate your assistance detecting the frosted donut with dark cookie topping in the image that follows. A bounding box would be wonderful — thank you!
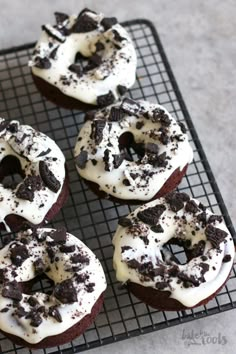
[113,192,235,310]
[0,228,106,348]
[0,118,68,231]
[29,8,137,109]
[74,98,193,202]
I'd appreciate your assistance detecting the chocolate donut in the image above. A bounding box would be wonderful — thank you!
[0,228,106,348]
[29,9,137,109]
[74,98,193,202]
[0,118,68,231]
[113,192,235,310]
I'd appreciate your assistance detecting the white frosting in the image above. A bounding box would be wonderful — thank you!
[29,10,137,105]
[0,118,66,230]
[74,99,193,201]
[113,195,235,307]
[0,228,106,343]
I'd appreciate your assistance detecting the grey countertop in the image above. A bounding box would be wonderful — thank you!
[0,0,236,353]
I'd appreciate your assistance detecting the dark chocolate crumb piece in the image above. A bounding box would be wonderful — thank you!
[48,306,62,322]
[0,307,9,313]
[28,296,39,307]
[68,64,83,77]
[113,29,126,42]
[71,253,89,264]
[152,152,168,168]
[2,281,22,301]
[33,258,46,275]
[122,178,130,186]
[90,119,106,144]
[47,247,55,263]
[205,225,228,248]
[151,224,164,233]
[7,122,18,133]
[26,310,42,327]
[75,273,90,283]
[59,245,76,253]
[145,143,159,155]
[72,13,98,33]
[91,159,97,166]
[54,12,69,24]
[179,122,187,133]
[51,228,67,244]
[120,98,140,115]
[126,259,141,269]
[97,91,115,107]
[165,192,190,212]
[15,306,28,318]
[197,212,207,227]
[35,56,51,69]
[137,204,166,226]
[0,120,9,132]
[208,215,223,224]
[101,17,118,30]
[86,282,95,293]
[155,282,168,290]
[39,161,61,193]
[223,254,232,263]
[54,279,77,304]
[76,150,88,169]
[190,240,206,258]
[117,85,127,96]
[185,200,199,214]
[16,183,34,202]
[10,245,29,266]
[201,255,208,261]
[136,121,144,130]
[95,41,105,52]
[103,148,110,171]
[113,154,124,168]
[37,148,52,157]
[177,272,200,287]
[109,107,124,122]
[118,217,132,227]
[121,246,132,253]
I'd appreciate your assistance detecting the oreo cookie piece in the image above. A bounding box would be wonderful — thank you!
[90,119,106,144]
[95,41,105,52]
[109,107,124,122]
[72,13,98,33]
[151,224,164,233]
[54,12,69,25]
[49,46,58,60]
[84,54,102,71]
[205,225,228,248]
[42,25,66,43]
[68,64,83,77]
[101,17,118,30]
[113,154,124,168]
[48,306,62,323]
[137,204,166,226]
[2,281,22,301]
[76,150,88,169]
[10,245,29,266]
[120,98,140,115]
[16,183,34,202]
[113,29,126,42]
[179,122,187,134]
[117,85,127,96]
[51,228,67,244]
[39,161,61,193]
[54,279,77,304]
[118,217,132,227]
[0,120,9,132]
[185,200,199,214]
[34,57,51,69]
[97,91,115,107]
[145,143,159,155]
[165,192,189,212]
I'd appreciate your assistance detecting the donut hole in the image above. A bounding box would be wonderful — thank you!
[161,240,189,265]
[118,132,145,162]
[19,274,54,296]
[0,155,25,189]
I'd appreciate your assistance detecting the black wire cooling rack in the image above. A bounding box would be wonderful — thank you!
[0,19,235,354]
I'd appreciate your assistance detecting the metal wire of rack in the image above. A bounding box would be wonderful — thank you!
[0,19,235,354]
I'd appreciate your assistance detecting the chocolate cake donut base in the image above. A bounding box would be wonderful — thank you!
[0,293,104,349]
[83,164,188,204]
[127,274,231,311]
[0,169,69,232]
[32,74,96,111]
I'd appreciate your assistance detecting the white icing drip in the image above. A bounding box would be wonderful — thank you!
[29,10,137,105]
[74,100,193,200]
[0,228,107,343]
[112,197,235,307]
[0,118,65,228]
